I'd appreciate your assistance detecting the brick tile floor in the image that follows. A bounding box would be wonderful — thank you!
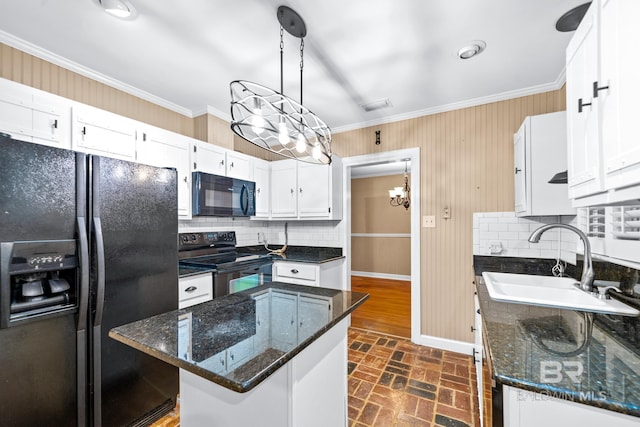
[348,328,480,427]
[152,327,481,427]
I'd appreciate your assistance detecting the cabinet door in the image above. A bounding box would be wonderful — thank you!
[254,293,271,353]
[253,158,271,218]
[298,162,331,218]
[566,6,604,200]
[137,126,192,218]
[600,0,640,190]
[514,121,527,214]
[72,105,137,160]
[270,160,298,217]
[227,338,255,371]
[298,295,330,342]
[226,151,253,181]
[31,95,71,149]
[270,291,298,351]
[198,350,228,375]
[178,273,213,309]
[0,80,34,143]
[193,141,226,175]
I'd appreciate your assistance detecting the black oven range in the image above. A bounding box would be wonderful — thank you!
[178,231,272,298]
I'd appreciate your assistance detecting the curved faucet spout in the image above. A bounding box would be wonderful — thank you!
[528,223,595,292]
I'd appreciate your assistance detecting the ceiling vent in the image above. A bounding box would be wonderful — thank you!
[360,98,392,112]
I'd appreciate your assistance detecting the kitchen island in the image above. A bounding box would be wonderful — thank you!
[109,282,368,427]
[474,257,640,426]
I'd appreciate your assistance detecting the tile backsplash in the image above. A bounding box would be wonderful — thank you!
[473,212,577,264]
[179,217,343,248]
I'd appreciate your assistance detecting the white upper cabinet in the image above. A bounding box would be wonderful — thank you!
[137,125,192,219]
[514,112,575,217]
[566,0,640,206]
[226,151,253,181]
[191,141,254,181]
[0,78,71,149]
[271,159,298,218]
[270,156,343,220]
[72,104,137,161]
[192,140,226,176]
[253,158,271,218]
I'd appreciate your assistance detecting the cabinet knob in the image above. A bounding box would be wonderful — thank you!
[578,98,592,113]
[81,126,87,136]
[592,81,609,98]
[290,319,294,325]
[514,167,522,174]
[299,188,303,193]
[52,119,58,130]
[257,188,261,194]
[185,286,197,293]
[183,176,188,183]
[291,269,299,274]
[471,325,476,332]
[230,162,234,168]
[290,188,294,194]
[221,160,224,166]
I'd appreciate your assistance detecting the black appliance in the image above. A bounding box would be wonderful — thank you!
[0,134,179,426]
[192,171,256,217]
[178,231,272,297]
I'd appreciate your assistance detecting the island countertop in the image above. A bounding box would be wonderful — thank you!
[109,282,368,393]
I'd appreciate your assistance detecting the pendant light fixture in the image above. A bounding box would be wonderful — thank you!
[389,161,411,210]
[230,6,332,164]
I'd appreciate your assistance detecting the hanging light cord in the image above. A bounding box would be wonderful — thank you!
[280,26,284,96]
[299,38,304,107]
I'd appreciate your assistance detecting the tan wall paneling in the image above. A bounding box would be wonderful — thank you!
[333,88,566,343]
[351,237,411,276]
[0,43,195,137]
[351,175,411,234]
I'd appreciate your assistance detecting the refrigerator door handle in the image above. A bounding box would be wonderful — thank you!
[93,217,106,327]
[77,216,89,330]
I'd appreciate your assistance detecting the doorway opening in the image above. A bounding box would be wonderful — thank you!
[342,148,421,343]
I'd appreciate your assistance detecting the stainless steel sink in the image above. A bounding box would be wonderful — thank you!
[481,272,639,316]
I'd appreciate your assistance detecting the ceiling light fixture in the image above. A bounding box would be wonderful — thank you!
[555,3,591,32]
[389,160,411,210]
[230,6,332,165]
[457,41,486,60]
[98,0,134,18]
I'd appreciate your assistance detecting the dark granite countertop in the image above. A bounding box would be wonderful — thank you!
[109,282,368,393]
[474,256,640,418]
[238,245,344,264]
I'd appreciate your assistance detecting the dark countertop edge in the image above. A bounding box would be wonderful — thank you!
[109,284,369,393]
[178,268,215,278]
[271,254,345,264]
[474,276,640,418]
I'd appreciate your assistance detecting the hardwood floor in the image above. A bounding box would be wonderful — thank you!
[350,276,411,338]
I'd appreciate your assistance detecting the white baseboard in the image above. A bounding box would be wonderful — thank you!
[351,271,411,281]
[415,334,474,356]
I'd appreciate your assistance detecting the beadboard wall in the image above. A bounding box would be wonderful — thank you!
[331,89,566,343]
[1,41,568,344]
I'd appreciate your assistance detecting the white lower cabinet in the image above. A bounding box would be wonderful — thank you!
[180,317,349,427]
[178,273,213,309]
[270,291,298,351]
[298,295,331,342]
[273,258,345,290]
[254,292,271,353]
[503,385,639,427]
[473,292,484,427]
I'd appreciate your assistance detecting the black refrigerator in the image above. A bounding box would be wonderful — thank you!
[0,134,179,426]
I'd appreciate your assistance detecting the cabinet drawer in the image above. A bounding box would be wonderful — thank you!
[274,262,318,283]
[179,273,213,309]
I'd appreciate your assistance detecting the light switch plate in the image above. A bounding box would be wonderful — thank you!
[423,215,435,228]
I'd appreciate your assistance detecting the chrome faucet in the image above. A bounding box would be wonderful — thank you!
[528,224,595,293]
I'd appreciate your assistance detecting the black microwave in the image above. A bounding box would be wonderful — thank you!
[192,172,256,217]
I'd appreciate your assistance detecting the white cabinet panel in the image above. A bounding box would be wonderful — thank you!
[514,112,574,217]
[226,151,253,181]
[192,140,226,176]
[254,292,271,353]
[31,95,71,149]
[298,162,331,218]
[271,159,298,218]
[178,273,213,309]
[273,258,345,290]
[137,126,192,219]
[72,105,137,160]
[270,291,298,351]
[298,295,331,342]
[253,158,271,218]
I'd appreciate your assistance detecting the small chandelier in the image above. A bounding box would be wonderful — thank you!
[230,6,332,164]
[389,161,410,210]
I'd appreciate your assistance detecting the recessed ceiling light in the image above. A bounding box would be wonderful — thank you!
[457,41,486,60]
[98,0,136,19]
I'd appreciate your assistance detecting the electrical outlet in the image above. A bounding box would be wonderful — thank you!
[443,206,451,219]
[422,215,435,228]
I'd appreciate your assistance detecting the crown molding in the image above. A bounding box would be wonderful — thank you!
[0,30,194,118]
